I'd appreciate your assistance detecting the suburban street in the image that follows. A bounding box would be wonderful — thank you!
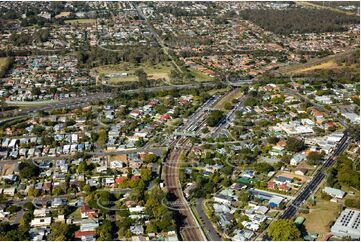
[280,133,350,219]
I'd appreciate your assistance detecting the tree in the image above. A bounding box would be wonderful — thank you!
[19,162,40,180]
[267,136,279,145]
[345,198,360,209]
[286,137,305,152]
[135,68,148,83]
[97,220,113,240]
[224,102,233,110]
[268,219,301,241]
[307,152,324,165]
[206,110,224,127]
[97,129,107,147]
[47,223,70,241]
[140,168,152,182]
[144,153,159,164]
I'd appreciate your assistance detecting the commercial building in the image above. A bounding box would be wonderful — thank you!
[331,209,360,239]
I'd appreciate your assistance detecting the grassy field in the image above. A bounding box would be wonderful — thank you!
[293,60,338,74]
[64,18,96,24]
[302,190,342,239]
[273,49,359,76]
[0,57,8,69]
[296,1,359,16]
[214,88,242,110]
[190,69,214,82]
[92,62,211,85]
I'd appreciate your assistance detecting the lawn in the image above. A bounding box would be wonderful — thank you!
[64,18,96,24]
[92,61,213,85]
[191,69,214,82]
[92,62,176,84]
[68,207,81,220]
[302,190,342,239]
[214,88,242,110]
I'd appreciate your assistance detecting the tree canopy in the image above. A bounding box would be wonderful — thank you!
[268,219,301,241]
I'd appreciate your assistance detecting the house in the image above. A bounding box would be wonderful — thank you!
[242,169,256,179]
[295,167,308,176]
[2,187,16,196]
[213,203,231,214]
[129,206,145,213]
[75,231,97,241]
[242,221,259,231]
[52,198,65,208]
[130,225,144,235]
[214,194,233,205]
[275,176,293,185]
[232,229,254,241]
[80,205,97,219]
[33,208,49,217]
[290,153,305,166]
[268,196,284,208]
[218,213,232,229]
[267,182,276,190]
[30,217,52,227]
[80,218,99,232]
[323,187,346,199]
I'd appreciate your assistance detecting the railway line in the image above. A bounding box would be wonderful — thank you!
[163,137,206,241]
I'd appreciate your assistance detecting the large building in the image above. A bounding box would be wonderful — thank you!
[331,209,360,239]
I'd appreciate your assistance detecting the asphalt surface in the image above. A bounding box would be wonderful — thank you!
[280,133,349,219]
[195,198,222,241]
[1,92,114,119]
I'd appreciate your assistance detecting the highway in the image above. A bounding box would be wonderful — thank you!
[0,92,114,119]
[280,132,350,219]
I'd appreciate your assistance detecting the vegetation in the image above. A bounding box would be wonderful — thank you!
[327,154,360,189]
[268,219,302,241]
[286,137,305,152]
[47,223,72,241]
[206,110,225,127]
[307,152,324,165]
[19,161,40,180]
[239,8,359,34]
[0,56,14,78]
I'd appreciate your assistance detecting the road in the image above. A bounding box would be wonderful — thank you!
[195,198,222,241]
[0,92,114,119]
[163,138,206,241]
[280,132,350,219]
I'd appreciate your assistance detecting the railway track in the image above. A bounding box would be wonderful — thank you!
[163,137,206,241]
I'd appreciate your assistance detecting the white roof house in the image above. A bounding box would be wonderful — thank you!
[323,187,346,199]
[30,217,52,227]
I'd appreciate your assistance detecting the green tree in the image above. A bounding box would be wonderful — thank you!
[286,137,305,152]
[224,102,233,110]
[47,223,70,241]
[307,152,324,165]
[268,219,301,241]
[19,162,40,180]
